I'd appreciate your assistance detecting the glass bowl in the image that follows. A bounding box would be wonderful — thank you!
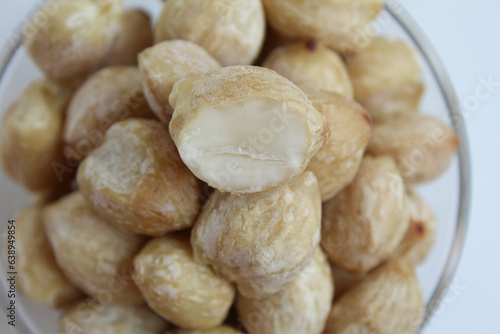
[0,1,470,333]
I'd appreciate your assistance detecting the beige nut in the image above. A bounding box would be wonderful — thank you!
[155,0,265,66]
[63,66,155,162]
[42,192,146,304]
[104,9,154,66]
[165,327,242,334]
[132,233,235,330]
[262,0,383,54]
[169,65,328,194]
[77,119,202,236]
[331,265,365,301]
[321,156,409,274]
[191,171,322,298]
[11,202,84,308]
[237,249,333,334]
[60,299,170,334]
[139,40,221,123]
[301,86,372,201]
[24,0,122,79]
[324,261,424,334]
[392,187,436,265]
[367,112,460,183]
[263,40,353,98]
[1,79,74,191]
[347,37,424,120]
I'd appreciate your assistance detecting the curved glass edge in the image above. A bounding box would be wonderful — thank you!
[0,3,471,334]
[386,4,471,332]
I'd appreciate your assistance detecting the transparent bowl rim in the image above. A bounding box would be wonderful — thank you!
[0,2,471,333]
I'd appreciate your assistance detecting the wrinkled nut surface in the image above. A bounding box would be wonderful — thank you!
[262,0,383,54]
[78,119,202,236]
[132,233,235,329]
[60,299,170,334]
[191,171,322,298]
[64,66,154,161]
[1,79,73,191]
[392,188,436,265]
[42,192,146,304]
[165,327,242,334]
[322,156,409,274]
[367,112,460,183]
[347,37,424,120]
[331,265,365,301]
[104,9,154,66]
[13,202,84,308]
[139,40,221,123]
[155,0,265,66]
[169,65,328,194]
[237,249,333,334]
[24,0,122,79]
[263,40,353,98]
[302,86,372,201]
[324,261,424,334]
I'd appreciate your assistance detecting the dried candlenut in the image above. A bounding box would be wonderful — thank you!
[139,40,221,123]
[43,192,146,304]
[191,171,322,298]
[12,202,84,308]
[78,119,202,236]
[165,327,242,334]
[347,37,424,120]
[263,40,353,98]
[367,112,459,183]
[155,0,265,66]
[25,0,122,79]
[237,249,333,334]
[302,86,372,201]
[323,261,424,334]
[322,156,409,274]
[169,66,328,194]
[132,233,235,329]
[63,66,154,162]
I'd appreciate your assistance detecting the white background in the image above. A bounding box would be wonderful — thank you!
[0,0,499,333]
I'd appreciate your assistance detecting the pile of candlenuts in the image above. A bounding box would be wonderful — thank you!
[1,0,459,333]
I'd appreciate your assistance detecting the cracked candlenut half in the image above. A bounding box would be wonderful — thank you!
[169,65,328,194]
[12,202,84,309]
[191,171,322,298]
[132,233,235,330]
[139,40,221,123]
[323,261,425,334]
[59,299,171,334]
[321,156,410,275]
[155,0,265,66]
[42,191,147,304]
[77,118,203,236]
[263,40,353,98]
[237,248,334,334]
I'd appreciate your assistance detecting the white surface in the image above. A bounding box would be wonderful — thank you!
[0,0,499,333]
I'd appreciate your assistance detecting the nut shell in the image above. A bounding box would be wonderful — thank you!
[132,233,235,329]
[324,261,424,334]
[155,0,265,66]
[77,119,203,236]
[191,171,322,298]
[42,192,146,304]
[321,156,409,274]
